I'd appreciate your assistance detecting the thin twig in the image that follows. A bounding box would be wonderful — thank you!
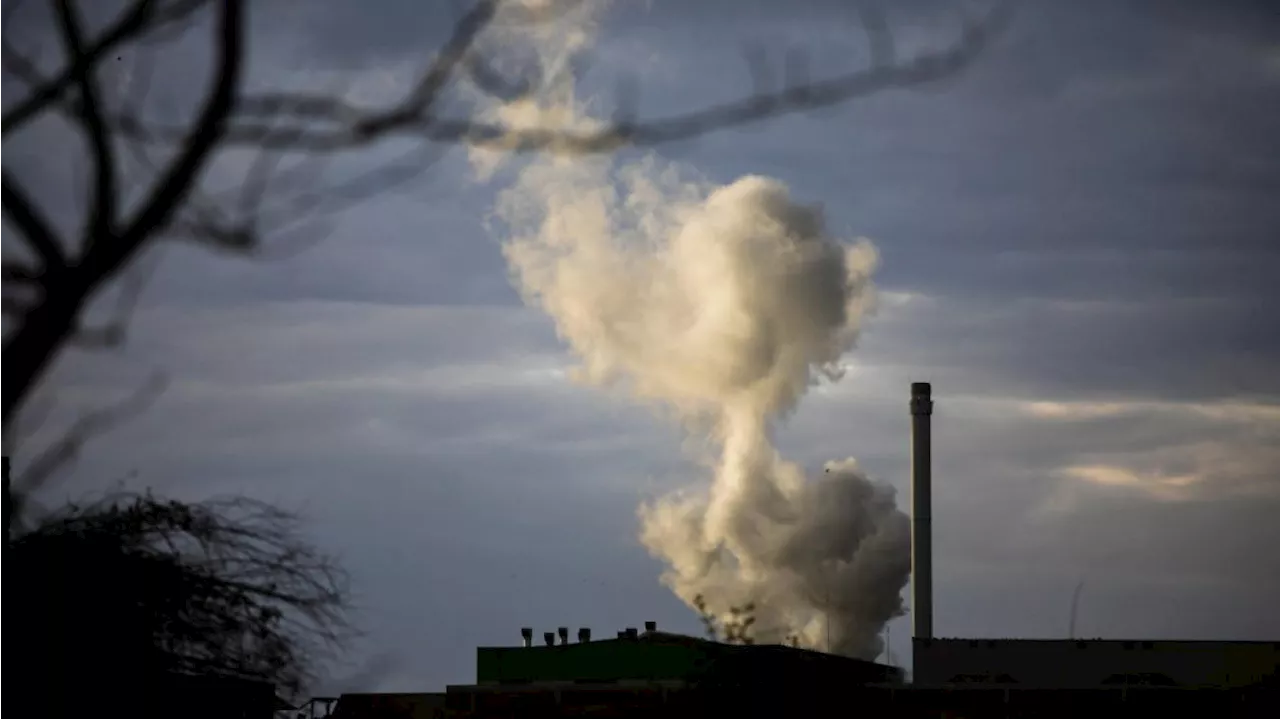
[1,0,210,133]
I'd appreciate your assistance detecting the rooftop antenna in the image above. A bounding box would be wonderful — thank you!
[1068,579,1085,639]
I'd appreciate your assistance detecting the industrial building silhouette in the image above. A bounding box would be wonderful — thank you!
[331,626,1277,717]
[323,383,1277,717]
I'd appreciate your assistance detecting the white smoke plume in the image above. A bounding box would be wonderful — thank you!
[478,1,910,660]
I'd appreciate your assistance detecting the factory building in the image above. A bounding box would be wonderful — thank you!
[913,637,1279,688]
[330,627,1277,717]
[904,382,1279,712]
[327,383,1277,717]
[438,622,901,716]
[333,623,903,718]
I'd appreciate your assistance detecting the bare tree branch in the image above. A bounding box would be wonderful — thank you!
[3,260,42,284]
[1,171,67,270]
[856,0,896,69]
[2,0,243,426]
[1,0,209,133]
[99,0,242,270]
[119,0,1014,155]
[53,0,119,245]
[10,371,167,500]
[1,0,49,90]
[69,255,156,348]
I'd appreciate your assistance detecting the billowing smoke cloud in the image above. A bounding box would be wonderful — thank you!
[479,1,909,660]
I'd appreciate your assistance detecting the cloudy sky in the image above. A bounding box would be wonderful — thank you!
[5,0,1280,692]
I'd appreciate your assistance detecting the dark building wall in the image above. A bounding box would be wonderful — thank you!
[140,673,279,719]
[443,683,1276,718]
[332,692,446,719]
[476,633,900,686]
[477,638,712,683]
[913,638,1280,688]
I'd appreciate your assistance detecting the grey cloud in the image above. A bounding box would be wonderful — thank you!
[637,0,1280,313]
[937,558,1280,641]
[844,294,1280,402]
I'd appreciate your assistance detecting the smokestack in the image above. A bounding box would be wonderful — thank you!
[543,632,556,646]
[520,627,533,648]
[910,382,934,641]
[578,628,591,643]
[557,627,569,645]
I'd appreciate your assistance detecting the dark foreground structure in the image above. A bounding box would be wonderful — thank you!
[153,673,281,718]
[329,626,1278,717]
[913,637,1279,688]
[335,623,901,718]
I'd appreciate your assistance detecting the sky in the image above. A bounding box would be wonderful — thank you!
[4,0,1280,692]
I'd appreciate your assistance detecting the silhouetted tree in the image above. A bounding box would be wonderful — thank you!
[6,491,348,713]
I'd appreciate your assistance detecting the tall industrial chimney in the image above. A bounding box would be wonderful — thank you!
[910,382,933,641]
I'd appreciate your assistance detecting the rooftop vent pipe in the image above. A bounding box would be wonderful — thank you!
[910,382,934,641]
[543,632,556,647]
[578,628,591,643]
[644,621,657,633]
[557,627,569,645]
[520,627,533,648]
[625,627,638,639]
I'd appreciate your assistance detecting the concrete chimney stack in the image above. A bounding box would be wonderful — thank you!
[910,382,934,641]
[543,631,556,647]
[577,627,591,643]
[520,627,533,648]
[557,627,569,645]
[643,621,657,633]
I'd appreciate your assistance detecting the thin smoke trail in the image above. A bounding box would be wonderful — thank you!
[476,0,910,659]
